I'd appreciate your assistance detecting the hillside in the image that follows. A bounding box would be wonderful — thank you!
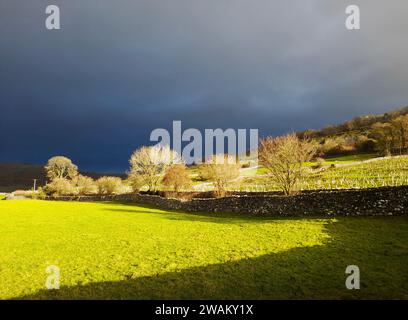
[298,105,408,156]
[0,163,124,192]
[299,106,408,138]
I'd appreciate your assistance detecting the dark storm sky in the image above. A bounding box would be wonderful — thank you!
[0,0,407,172]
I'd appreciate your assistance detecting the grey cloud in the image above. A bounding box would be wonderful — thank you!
[0,0,407,171]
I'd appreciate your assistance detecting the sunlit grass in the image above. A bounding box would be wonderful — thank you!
[0,200,329,299]
[1,200,407,299]
[255,154,378,173]
[238,156,408,191]
[302,156,408,189]
[321,153,378,164]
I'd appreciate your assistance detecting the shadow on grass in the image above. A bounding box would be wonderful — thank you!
[100,202,329,224]
[15,216,408,300]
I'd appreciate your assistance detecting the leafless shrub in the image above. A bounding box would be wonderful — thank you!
[72,175,97,195]
[128,145,182,192]
[201,154,240,198]
[96,176,123,195]
[259,133,318,195]
[45,178,76,196]
[162,164,193,192]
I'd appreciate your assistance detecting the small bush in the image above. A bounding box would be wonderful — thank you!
[96,176,123,195]
[162,164,193,192]
[201,154,240,198]
[72,175,97,195]
[127,175,144,193]
[31,188,47,200]
[45,178,76,196]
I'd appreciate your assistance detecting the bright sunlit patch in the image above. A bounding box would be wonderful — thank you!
[0,200,332,299]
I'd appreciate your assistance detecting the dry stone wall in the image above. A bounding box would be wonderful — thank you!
[46,186,408,216]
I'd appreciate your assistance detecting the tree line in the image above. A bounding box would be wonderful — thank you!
[41,133,319,197]
[40,106,408,198]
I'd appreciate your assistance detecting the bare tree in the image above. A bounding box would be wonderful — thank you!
[259,133,318,195]
[128,145,182,192]
[45,156,78,181]
[201,154,240,197]
[162,164,193,192]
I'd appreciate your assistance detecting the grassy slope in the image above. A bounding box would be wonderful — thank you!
[302,156,408,189]
[251,154,379,175]
[238,156,408,191]
[0,200,407,299]
[318,153,378,164]
[193,153,386,190]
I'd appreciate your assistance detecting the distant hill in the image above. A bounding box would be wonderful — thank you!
[0,163,125,192]
[297,105,408,156]
[299,105,408,139]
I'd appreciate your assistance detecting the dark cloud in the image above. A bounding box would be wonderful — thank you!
[0,0,407,171]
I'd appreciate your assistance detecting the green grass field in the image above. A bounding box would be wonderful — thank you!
[319,153,378,164]
[251,154,377,174]
[0,200,407,299]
